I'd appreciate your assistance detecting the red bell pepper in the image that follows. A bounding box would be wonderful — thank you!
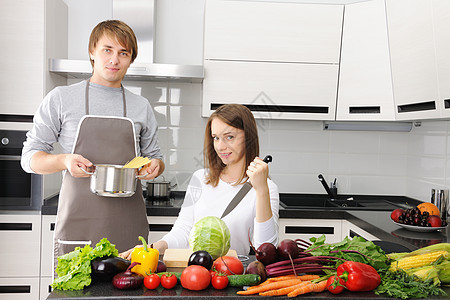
[337,261,381,292]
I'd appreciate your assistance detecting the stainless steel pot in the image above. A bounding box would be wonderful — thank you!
[80,164,146,197]
[147,176,176,198]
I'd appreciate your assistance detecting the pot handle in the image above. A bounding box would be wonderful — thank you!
[136,172,149,179]
[79,166,95,176]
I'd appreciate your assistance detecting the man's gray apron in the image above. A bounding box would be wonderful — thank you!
[53,80,149,272]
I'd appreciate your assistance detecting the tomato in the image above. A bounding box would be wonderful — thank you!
[161,273,177,289]
[327,275,345,294]
[212,256,244,276]
[211,274,228,290]
[180,265,211,291]
[210,270,217,279]
[144,274,160,290]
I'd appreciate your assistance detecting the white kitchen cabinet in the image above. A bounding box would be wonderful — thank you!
[341,220,380,241]
[40,215,56,297]
[278,219,342,244]
[0,277,40,300]
[203,60,339,120]
[0,213,41,299]
[337,0,395,121]
[0,0,44,115]
[0,213,41,277]
[433,0,450,118]
[0,0,66,116]
[386,0,441,120]
[40,277,53,300]
[147,216,177,243]
[203,0,343,120]
[40,215,56,278]
[204,0,342,64]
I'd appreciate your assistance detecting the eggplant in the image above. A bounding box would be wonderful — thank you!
[91,256,131,281]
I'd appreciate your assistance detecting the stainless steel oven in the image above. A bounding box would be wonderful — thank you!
[0,130,42,210]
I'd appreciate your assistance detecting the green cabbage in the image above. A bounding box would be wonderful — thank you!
[189,216,231,259]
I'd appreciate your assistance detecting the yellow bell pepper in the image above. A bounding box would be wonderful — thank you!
[130,236,159,276]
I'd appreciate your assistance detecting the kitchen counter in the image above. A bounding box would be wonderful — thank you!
[44,192,449,299]
[46,274,450,300]
[42,192,449,251]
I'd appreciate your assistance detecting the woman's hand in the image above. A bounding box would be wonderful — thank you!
[246,157,269,192]
[247,157,272,222]
[118,240,168,260]
[139,159,165,180]
[119,245,142,260]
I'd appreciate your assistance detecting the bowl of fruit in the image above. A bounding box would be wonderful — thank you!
[390,203,448,232]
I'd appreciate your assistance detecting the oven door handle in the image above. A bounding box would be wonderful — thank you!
[0,155,21,160]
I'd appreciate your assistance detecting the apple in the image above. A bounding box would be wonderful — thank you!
[427,215,442,227]
[390,208,404,223]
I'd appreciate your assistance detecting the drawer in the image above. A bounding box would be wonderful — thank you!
[0,214,41,277]
[0,277,40,300]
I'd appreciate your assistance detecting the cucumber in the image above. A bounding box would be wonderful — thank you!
[227,274,261,287]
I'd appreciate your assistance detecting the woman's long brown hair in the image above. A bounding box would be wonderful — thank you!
[204,104,259,187]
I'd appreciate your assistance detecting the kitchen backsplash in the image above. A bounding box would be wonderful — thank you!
[66,78,450,204]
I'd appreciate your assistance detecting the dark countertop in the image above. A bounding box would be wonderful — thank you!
[44,192,449,299]
[47,255,450,300]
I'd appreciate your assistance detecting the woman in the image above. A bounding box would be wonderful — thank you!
[122,104,279,258]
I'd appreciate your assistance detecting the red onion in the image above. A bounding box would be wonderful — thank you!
[112,262,144,290]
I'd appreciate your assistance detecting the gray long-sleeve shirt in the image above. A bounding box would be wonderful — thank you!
[21,80,163,173]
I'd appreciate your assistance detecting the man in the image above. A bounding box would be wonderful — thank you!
[21,20,164,261]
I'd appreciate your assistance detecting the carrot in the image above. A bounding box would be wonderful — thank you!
[295,274,320,281]
[251,274,320,287]
[287,279,328,297]
[259,281,311,296]
[236,279,304,295]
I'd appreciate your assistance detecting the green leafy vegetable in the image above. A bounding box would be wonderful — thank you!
[306,235,389,271]
[189,216,230,260]
[52,238,118,291]
[374,270,447,299]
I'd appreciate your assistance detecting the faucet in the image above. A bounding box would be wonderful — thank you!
[318,174,337,200]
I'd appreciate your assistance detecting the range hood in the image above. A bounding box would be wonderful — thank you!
[49,0,203,83]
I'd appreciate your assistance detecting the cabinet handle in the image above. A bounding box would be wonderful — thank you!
[0,286,31,294]
[0,114,34,123]
[149,224,173,232]
[285,226,334,234]
[0,223,32,231]
[397,101,435,113]
[211,103,329,114]
[349,106,380,114]
[443,99,450,109]
[349,229,360,238]
[50,223,55,231]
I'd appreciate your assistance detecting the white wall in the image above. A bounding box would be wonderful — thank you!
[63,0,450,203]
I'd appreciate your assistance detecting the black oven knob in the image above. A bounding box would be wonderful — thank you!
[1,137,9,145]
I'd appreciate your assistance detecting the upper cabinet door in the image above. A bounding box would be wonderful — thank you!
[204,0,343,64]
[203,60,339,120]
[386,0,441,120]
[337,0,395,121]
[0,0,44,116]
[433,0,450,118]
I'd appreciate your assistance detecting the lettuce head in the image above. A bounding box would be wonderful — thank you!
[189,216,231,259]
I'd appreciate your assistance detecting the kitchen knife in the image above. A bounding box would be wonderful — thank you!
[220,155,272,219]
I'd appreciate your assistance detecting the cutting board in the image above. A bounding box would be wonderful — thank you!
[163,249,238,268]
